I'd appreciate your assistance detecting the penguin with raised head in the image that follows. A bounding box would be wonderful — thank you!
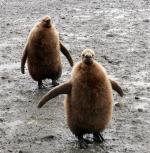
[21,16,73,88]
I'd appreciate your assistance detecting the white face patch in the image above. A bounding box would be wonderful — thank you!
[42,16,51,22]
[81,49,95,65]
[81,49,95,59]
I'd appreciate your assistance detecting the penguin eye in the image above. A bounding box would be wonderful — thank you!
[43,20,47,22]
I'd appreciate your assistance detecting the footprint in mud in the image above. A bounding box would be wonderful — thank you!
[41,135,56,142]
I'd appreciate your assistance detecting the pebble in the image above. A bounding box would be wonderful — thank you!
[0,118,4,122]
[106,33,115,37]
[135,96,140,100]
[61,16,65,19]
[143,19,149,22]
[138,108,143,112]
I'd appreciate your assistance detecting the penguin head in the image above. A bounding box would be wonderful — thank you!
[81,49,95,65]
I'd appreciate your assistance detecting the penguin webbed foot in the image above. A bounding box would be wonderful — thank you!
[79,139,88,149]
[21,66,25,74]
[77,135,88,149]
[38,80,46,89]
[93,133,104,143]
[52,79,59,86]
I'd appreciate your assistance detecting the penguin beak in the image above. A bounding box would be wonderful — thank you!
[45,19,50,24]
[85,55,92,60]
[43,19,51,28]
[83,55,93,65]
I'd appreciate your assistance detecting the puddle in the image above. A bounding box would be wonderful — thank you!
[115,14,125,19]
[77,36,89,40]
[6,120,23,127]
[138,96,150,102]
[0,62,20,71]
[26,116,38,125]
[73,15,93,21]
[131,82,150,87]
[0,42,15,48]
[134,102,149,111]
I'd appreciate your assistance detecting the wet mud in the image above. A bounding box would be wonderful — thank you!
[0,0,150,152]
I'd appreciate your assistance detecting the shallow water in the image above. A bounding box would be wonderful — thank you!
[0,62,20,71]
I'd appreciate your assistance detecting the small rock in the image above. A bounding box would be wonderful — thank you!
[106,33,115,37]
[132,119,142,124]
[8,80,12,83]
[1,76,7,80]
[115,102,121,108]
[0,118,4,122]
[138,108,143,112]
[56,7,61,10]
[61,16,65,19]
[17,139,23,143]
[102,24,110,31]
[143,19,149,23]
[115,103,122,108]
[135,96,140,100]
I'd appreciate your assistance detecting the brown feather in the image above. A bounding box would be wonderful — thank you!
[38,81,72,108]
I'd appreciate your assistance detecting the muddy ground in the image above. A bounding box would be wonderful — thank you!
[0,0,150,152]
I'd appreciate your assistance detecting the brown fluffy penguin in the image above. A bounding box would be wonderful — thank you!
[38,49,123,148]
[21,16,73,89]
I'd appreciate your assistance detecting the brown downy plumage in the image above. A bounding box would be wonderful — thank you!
[38,49,123,149]
[21,16,73,89]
